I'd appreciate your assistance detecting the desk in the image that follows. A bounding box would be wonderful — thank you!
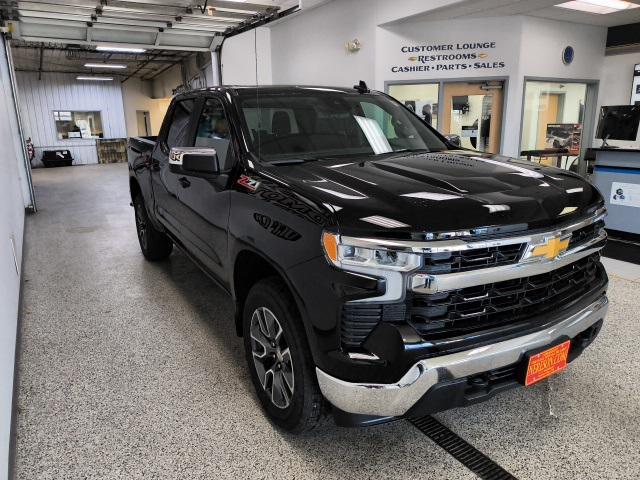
[520,148,570,169]
[588,148,640,236]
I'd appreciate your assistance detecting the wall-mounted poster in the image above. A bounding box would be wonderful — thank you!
[545,123,582,156]
[632,64,640,105]
[610,182,640,208]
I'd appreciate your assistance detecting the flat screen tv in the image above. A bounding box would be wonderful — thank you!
[596,105,640,144]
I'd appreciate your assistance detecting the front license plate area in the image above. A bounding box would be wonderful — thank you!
[524,339,570,386]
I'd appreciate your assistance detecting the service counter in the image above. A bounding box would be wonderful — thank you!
[588,148,640,236]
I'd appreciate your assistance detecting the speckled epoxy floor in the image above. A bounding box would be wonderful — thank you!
[13,163,640,479]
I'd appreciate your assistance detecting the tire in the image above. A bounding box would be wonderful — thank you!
[243,277,326,433]
[133,194,173,261]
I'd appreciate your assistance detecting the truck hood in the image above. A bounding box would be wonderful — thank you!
[263,150,603,238]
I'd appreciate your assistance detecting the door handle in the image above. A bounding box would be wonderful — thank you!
[179,177,191,188]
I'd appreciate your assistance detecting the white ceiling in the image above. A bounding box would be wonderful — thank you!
[0,0,298,52]
[389,0,640,27]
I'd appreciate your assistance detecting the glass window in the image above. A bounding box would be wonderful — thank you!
[440,81,505,154]
[166,99,196,149]
[388,83,439,129]
[237,91,447,163]
[195,98,234,170]
[53,111,103,140]
[520,81,587,168]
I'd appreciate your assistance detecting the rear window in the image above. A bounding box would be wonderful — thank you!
[165,99,196,149]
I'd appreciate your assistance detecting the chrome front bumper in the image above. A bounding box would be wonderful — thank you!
[316,295,608,417]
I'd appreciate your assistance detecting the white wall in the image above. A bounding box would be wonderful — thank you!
[375,16,521,86]
[16,72,127,166]
[151,55,209,97]
[518,17,606,80]
[0,36,28,480]
[374,0,466,25]
[595,52,640,148]
[263,3,610,157]
[515,17,607,155]
[375,15,523,155]
[152,64,183,98]
[2,53,32,209]
[270,1,374,87]
[121,78,171,138]
[375,15,606,157]
[221,27,273,85]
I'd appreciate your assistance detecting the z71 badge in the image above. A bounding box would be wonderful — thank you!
[237,175,260,192]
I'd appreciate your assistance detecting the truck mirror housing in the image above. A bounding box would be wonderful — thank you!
[169,147,219,176]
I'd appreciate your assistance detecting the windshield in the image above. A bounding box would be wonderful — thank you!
[237,90,449,163]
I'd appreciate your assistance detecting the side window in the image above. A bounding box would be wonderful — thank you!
[195,98,234,170]
[166,99,196,149]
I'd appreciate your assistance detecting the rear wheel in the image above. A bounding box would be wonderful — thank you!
[243,277,326,433]
[133,194,173,261]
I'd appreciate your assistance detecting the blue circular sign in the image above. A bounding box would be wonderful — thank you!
[562,46,574,65]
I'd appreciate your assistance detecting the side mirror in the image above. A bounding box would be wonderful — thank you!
[445,134,462,148]
[169,147,219,176]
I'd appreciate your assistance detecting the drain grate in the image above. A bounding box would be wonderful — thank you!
[409,415,518,480]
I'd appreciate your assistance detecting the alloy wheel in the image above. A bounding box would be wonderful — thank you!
[134,203,148,249]
[250,307,295,409]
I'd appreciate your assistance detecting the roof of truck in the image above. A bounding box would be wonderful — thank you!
[186,85,380,96]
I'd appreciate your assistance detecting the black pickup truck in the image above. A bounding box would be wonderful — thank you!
[128,84,608,432]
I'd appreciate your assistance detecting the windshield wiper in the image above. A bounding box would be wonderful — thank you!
[269,157,319,166]
[391,148,431,153]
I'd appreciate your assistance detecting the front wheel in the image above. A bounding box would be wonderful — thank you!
[243,277,326,433]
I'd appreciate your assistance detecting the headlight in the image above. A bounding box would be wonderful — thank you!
[322,232,421,272]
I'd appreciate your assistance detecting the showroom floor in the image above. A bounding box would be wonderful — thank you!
[13,163,640,479]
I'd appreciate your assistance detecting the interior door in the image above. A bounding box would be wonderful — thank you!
[536,94,560,149]
[442,81,504,154]
[174,95,235,282]
[150,97,199,236]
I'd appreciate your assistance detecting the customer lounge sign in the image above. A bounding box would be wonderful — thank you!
[391,41,505,73]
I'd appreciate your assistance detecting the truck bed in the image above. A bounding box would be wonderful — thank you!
[128,136,156,155]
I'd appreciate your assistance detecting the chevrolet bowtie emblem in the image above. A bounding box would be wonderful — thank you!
[531,237,570,260]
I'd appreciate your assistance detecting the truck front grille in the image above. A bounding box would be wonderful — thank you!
[408,253,604,340]
[568,219,605,250]
[421,243,525,274]
[339,254,605,350]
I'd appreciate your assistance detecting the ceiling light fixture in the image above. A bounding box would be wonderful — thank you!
[84,63,127,69]
[76,76,114,81]
[95,46,146,53]
[556,0,640,14]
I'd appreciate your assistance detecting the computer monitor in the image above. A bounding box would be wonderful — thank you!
[596,105,640,147]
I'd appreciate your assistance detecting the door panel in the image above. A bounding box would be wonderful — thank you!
[151,98,198,236]
[175,96,235,283]
[536,94,560,166]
